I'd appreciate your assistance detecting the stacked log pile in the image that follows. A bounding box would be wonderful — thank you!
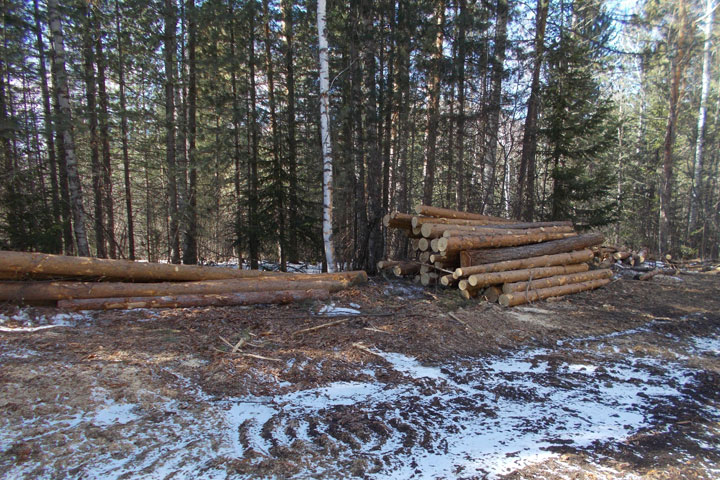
[381,205,610,306]
[0,251,367,310]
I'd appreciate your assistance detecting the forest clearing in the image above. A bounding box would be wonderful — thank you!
[1,271,719,479]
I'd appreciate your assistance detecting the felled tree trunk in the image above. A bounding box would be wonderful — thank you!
[467,263,589,288]
[499,278,611,307]
[438,231,576,254]
[502,268,612,293]
[0,276,362,302]
[414,204,511,223]
[454,249,593,279]
[58,289,330,311]
[460,233,603,267]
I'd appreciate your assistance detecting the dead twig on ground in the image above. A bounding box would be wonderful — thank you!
[352,342,385,358]
[293,318,351,335]
[210,346,281,362]
[447,311,470,329]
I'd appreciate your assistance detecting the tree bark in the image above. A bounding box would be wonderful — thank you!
[422,0,446,205]
[263,0,286,271]
[499,278,611,307]
[115,0,135,260]
[182,0,198,265]
[468,263,589,288]
[0,250,369,284]
[438,231,576,254]
[659,0,689,255]
[515,0,548,221]
[502,268,612,293]
[415,204,511,222]
[47,0,90,257]
[688,0,715,249]
[58,289,331,311]
[484,0,509,212]
[0,275,365,302]
[317,0,337,271]
[460,233,603,267]
[33,0,62,252]
[94,13,115,258]
[248,2,260,269]
[283,0,300,263]
[163,0,181,264]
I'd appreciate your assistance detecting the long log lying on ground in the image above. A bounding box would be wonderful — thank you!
[414,204,512,223]
[0,251,288,282]
[438,231,577,254]
[453,249,594,279]
[502,268,613,293]
[420,223,574,239]
[460,233,604,267]
[498,278,611,307]
[377,260,404,271]
[0,272,366,302]
[58,289,330,310]
[58,289,331,311]
[467,263,589,289]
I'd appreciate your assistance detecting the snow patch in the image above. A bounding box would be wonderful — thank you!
[317,303,361,316]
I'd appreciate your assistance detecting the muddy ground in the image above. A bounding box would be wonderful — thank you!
[0,272,719,479]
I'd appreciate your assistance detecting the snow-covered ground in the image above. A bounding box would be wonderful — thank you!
[2,314,718,479]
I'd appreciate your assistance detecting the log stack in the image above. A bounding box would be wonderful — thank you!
[0,251,367,310]
[381,204,610,306]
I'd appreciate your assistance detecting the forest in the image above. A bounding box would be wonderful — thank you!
[0,0,718,273]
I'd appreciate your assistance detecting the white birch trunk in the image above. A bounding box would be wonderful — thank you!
[688,0,715,238]
[47,0,90,257]
[317,0,336,272]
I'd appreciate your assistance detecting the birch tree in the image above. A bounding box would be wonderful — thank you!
[317,0,336,271]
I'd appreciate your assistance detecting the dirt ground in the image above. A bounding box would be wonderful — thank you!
[1,271,719,479]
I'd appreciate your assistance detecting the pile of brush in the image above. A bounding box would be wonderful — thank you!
[380,205,610,306]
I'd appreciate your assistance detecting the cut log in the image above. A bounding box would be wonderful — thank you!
[382,211,413,229]
[418,238,430,251]
[460,289,477,300]
[420,272,438,286]
[438,231,577,254]
[412,225,423,237]
[440,274,456,287]
[502,268,612,293]
[393,263,421,276]
[410,238,420,252]
[460,233,604,267]
[454,249,593,279]
[58,289,331,311]
[467,263,589,288]
[481,286,502,303]
[498,278,611,307]
[418,251,431,263]
[0,274,366,302]
[437,225,575,239]
[430,252,460,264]
[0,250,287,282]
[412,216,515,228]
[377,260,405,271]
[413,204,512,223]
[613,251,631,261]
[430,238,440,252]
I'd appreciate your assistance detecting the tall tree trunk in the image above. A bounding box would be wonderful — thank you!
[47,0,90,256]
[115,0,135,260]
[229,1,243,262]
[688,0,714,250]
[163,0,181,264]
[248,2,260,269]
[182,0,198,265]
[317,0,337,271]
[659,0,689,255]
[452,0,468,210]
[82,6,106,258]
[283,0,299,264]
[361,0,383,273]
[395,0,411,218]
[484,0,509,214]
[263,0,287,271]
[94,14,115,258]
[422,0,446,206]
[33,0,62,252]
[515,0,548,222]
